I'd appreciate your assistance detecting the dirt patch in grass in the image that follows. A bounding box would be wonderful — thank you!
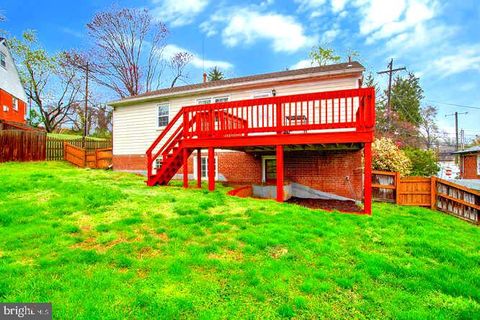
[287,197,363,213]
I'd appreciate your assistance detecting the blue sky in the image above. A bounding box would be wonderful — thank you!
[1,0,479,140]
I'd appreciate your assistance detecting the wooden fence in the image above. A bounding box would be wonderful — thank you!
[0,130,46,162]
[372,170,479,224]
[64,142,112,169]
[47,137,112,160]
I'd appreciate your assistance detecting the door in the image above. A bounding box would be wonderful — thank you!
[264,158,277,183]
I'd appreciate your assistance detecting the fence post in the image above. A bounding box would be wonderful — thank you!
[430,176,436,210]
[95,149,99,168]
[395,171,400,204]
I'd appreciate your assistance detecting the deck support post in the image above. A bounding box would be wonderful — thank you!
[183,148,189,188]
[276,145,284,202]
[364,142,372,214]
[196,148,202,188]
[208,147,215,191]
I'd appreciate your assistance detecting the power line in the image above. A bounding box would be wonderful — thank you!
[377,58,406,123]
[425,100,480,110]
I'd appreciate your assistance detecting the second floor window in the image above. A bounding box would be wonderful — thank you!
[0,52,5,68]
[12,97,18,111]
[158,104,169,127]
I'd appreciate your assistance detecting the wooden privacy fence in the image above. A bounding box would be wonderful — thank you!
[372,170,480,225]
[47,137,112,160]
[0,130,46,162]
[64,142,112,169]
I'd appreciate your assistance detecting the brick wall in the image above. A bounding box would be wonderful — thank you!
[284,150,363,200]
[112,154,147,171]
[113,149,363,200]
[461,154,480,179]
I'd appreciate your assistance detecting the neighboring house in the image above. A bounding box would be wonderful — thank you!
[109,62,375,213]
[0,37,28,125]
[453,146,480,179]
[437,144,459,179]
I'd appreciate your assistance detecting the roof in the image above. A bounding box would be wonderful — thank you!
[452,146,480,154]
[110,61,364,106]
[0,119,46,132]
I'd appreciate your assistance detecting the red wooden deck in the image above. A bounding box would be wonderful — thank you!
[146,87,375,214]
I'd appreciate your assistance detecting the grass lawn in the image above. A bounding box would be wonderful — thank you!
[1,162,479,319]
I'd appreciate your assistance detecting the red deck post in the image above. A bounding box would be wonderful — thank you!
[276,145,284,202]
[208,147,215,191]
[183,148,189,188]
[364,142,372,215]
[196,148,202,188]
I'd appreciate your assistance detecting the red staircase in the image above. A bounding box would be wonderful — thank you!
[146,110,190,186]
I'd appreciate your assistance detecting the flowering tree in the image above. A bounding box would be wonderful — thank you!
[372,137,412,176]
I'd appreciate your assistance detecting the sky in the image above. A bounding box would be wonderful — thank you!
[1,0,479,141]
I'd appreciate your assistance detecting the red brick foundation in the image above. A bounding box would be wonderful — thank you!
[113,149,363,200]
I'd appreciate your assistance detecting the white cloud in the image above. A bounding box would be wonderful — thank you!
[61,27,83,38]
[201,6,316,53]
[430,46,480,77]
[291,59,312,69]
[355,0,437,44]
[163,44,234,70]
[151,0,209,27]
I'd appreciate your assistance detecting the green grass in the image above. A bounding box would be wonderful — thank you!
[1,162,479,319]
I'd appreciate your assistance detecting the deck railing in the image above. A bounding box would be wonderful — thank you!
[182,88,375,138]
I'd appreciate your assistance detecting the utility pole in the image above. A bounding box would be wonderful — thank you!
[445,111,468,163]
[83,62,89,148]
[377,58,406,124]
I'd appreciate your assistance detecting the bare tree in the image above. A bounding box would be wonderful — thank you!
[85,7,168,98]
[8,31,82,132]
[419,105,442,150]
[170,52,193,88]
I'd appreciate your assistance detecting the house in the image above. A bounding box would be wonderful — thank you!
[0,37,28,125]
[453,146,480,179]
[109,62,375,214]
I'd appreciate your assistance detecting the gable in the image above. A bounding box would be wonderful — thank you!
[0,40,28,102]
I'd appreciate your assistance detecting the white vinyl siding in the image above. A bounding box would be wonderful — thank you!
[112,76,360,156]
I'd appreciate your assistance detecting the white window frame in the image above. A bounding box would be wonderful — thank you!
[261,155,276,183]
[193,155,219,180]
[0,52,6,69]
[477,155,480,175]
[157,103,169,128]
[3,105,8,112]
[12,97,18,111]
[252,91,273,99]
[196,96,230,105]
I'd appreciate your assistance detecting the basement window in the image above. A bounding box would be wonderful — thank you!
[157,104,169,128]
[0,52,5,69]
[193,156,218,180]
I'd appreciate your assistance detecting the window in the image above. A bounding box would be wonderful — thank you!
[0,52,6,68]
[477,155,480,175]
[157,104,169,127]
[197,96,229,104]
[194,156,218,180]
[3,105,8,112]
[12,97,18,111]
[252,91,272,99]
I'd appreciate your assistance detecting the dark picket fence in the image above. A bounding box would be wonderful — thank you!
[0,130,47,162]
